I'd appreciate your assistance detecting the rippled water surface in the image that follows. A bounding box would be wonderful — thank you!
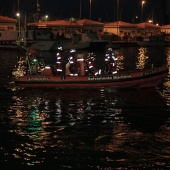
[0,48,170,169]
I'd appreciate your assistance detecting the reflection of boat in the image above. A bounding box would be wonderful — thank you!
[137,34,170,47]
[14,49,169,88]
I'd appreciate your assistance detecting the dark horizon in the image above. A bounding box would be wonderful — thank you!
[0,0,169,25]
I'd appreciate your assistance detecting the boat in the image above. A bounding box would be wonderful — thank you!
[137,34,170,47]
[16,28,66,51]
[78,32,109,50]
[13,48,169,88]
[17,31,109,51]
[13,14,108,51]
[14,65,169,88]
[0,29,108,51]
[0,29,57,50]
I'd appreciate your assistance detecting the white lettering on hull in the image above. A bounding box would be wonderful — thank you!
[88,75,131,81]
[27,77,49,81]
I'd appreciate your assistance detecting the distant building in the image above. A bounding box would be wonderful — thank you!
[0,16,17,31]
[103,21,137,41]
[1,14,170,42]
[161,24,170,34]
[135,22,161,37]
[103,21,161,41]
[27,19,104,37]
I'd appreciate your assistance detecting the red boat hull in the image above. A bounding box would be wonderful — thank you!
[15,66,169,88]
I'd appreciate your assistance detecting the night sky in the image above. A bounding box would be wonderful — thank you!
[0,0,164,24]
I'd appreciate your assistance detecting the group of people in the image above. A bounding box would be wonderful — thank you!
[55,47,79,76]
[55,47,118,76]
[104,47,118,74]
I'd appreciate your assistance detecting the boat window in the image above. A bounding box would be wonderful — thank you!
[37,31,48,35]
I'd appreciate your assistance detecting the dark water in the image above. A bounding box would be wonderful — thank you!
[0,47,170,169]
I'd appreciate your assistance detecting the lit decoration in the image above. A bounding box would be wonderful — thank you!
[104,49,124,72]
[12,49,45,78]
[114,50,124,70]
[166,48,170,68]
[162,48,170,86]
[12,56,27,78]
[156,47,170,109]
[157,78,170,109]
[136,47,148,69]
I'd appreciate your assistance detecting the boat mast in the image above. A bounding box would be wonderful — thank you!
[90,0,92,20]
[117,0,119,41]
[18,0,21,37]
[80,0,82,19]
[36,0,40,26]
[24,12,27,45]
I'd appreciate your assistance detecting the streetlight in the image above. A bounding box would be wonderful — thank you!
[45,15,48,22]
[141,1,145,22]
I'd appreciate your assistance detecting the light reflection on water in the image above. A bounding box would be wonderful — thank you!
[0,47,170,169]
[0,86,169,169]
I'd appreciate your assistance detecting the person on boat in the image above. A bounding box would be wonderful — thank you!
[105,47,118,74]
[56,46,64,75]
[68,49,78,76]
[26,49,42,74]
[85,53,101,75]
